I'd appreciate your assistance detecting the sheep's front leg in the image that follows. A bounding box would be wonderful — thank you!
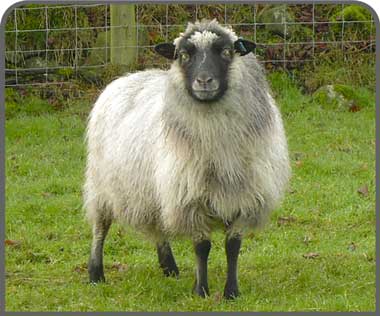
[193,239,211,298]
[88,215,112,283]
[224,234,241,299]
[157,241,179,277]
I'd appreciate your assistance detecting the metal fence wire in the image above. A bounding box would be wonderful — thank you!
[4,3,376,87]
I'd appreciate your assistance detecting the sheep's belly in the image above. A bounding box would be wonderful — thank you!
[158,175,269,237]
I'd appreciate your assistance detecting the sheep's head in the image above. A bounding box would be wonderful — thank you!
[154,19,256,102]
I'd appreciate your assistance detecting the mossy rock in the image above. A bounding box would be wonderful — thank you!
[331,5,373,37]
[339,4,372,21]
[312,84,370,110]
[313,85,352,109]
[334,84,374,108]
[257,5,294,38]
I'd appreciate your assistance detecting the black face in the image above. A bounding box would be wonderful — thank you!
[176,35,234,102]
[155,32,256,103]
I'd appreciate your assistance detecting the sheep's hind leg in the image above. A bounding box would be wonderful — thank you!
[156,241,179,277]
[223,233,241,299]
[193,239,211,298]
[88,213,112,283]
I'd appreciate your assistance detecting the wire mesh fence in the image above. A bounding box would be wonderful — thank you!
[4,3,376,88]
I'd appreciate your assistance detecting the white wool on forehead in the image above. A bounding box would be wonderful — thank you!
[188,31,219,49]
[173,19,238,48]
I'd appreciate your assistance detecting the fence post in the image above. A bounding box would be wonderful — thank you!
[110,4,136,66]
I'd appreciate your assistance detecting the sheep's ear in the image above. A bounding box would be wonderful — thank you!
[154,43,177,59]
[234,39,256,56]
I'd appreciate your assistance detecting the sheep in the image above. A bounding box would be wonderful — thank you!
[84,19,291,300]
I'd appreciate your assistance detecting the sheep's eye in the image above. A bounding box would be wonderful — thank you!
[180,52,190,62]
[221,48,232,59]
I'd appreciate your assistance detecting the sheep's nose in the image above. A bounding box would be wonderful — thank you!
[196,76,213,85]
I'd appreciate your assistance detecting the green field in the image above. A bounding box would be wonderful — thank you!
[5,73,376,311]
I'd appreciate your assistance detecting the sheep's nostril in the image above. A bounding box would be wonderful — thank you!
[196,77,213,85]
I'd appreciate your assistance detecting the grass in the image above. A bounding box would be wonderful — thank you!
[5,73,376,312]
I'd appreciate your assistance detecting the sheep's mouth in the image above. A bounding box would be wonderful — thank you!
[191,89,221,102]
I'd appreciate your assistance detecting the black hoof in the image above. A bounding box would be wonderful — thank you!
[89,264,105,283]
[223,285,240,300]
[157,242,179,278]
[193,283,209,298]
[162,265,179,278]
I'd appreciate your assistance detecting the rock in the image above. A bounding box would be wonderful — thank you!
[257,5,295,38]
[312,84,362,110]
[331,5,373,36]
[334,4,372,22]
